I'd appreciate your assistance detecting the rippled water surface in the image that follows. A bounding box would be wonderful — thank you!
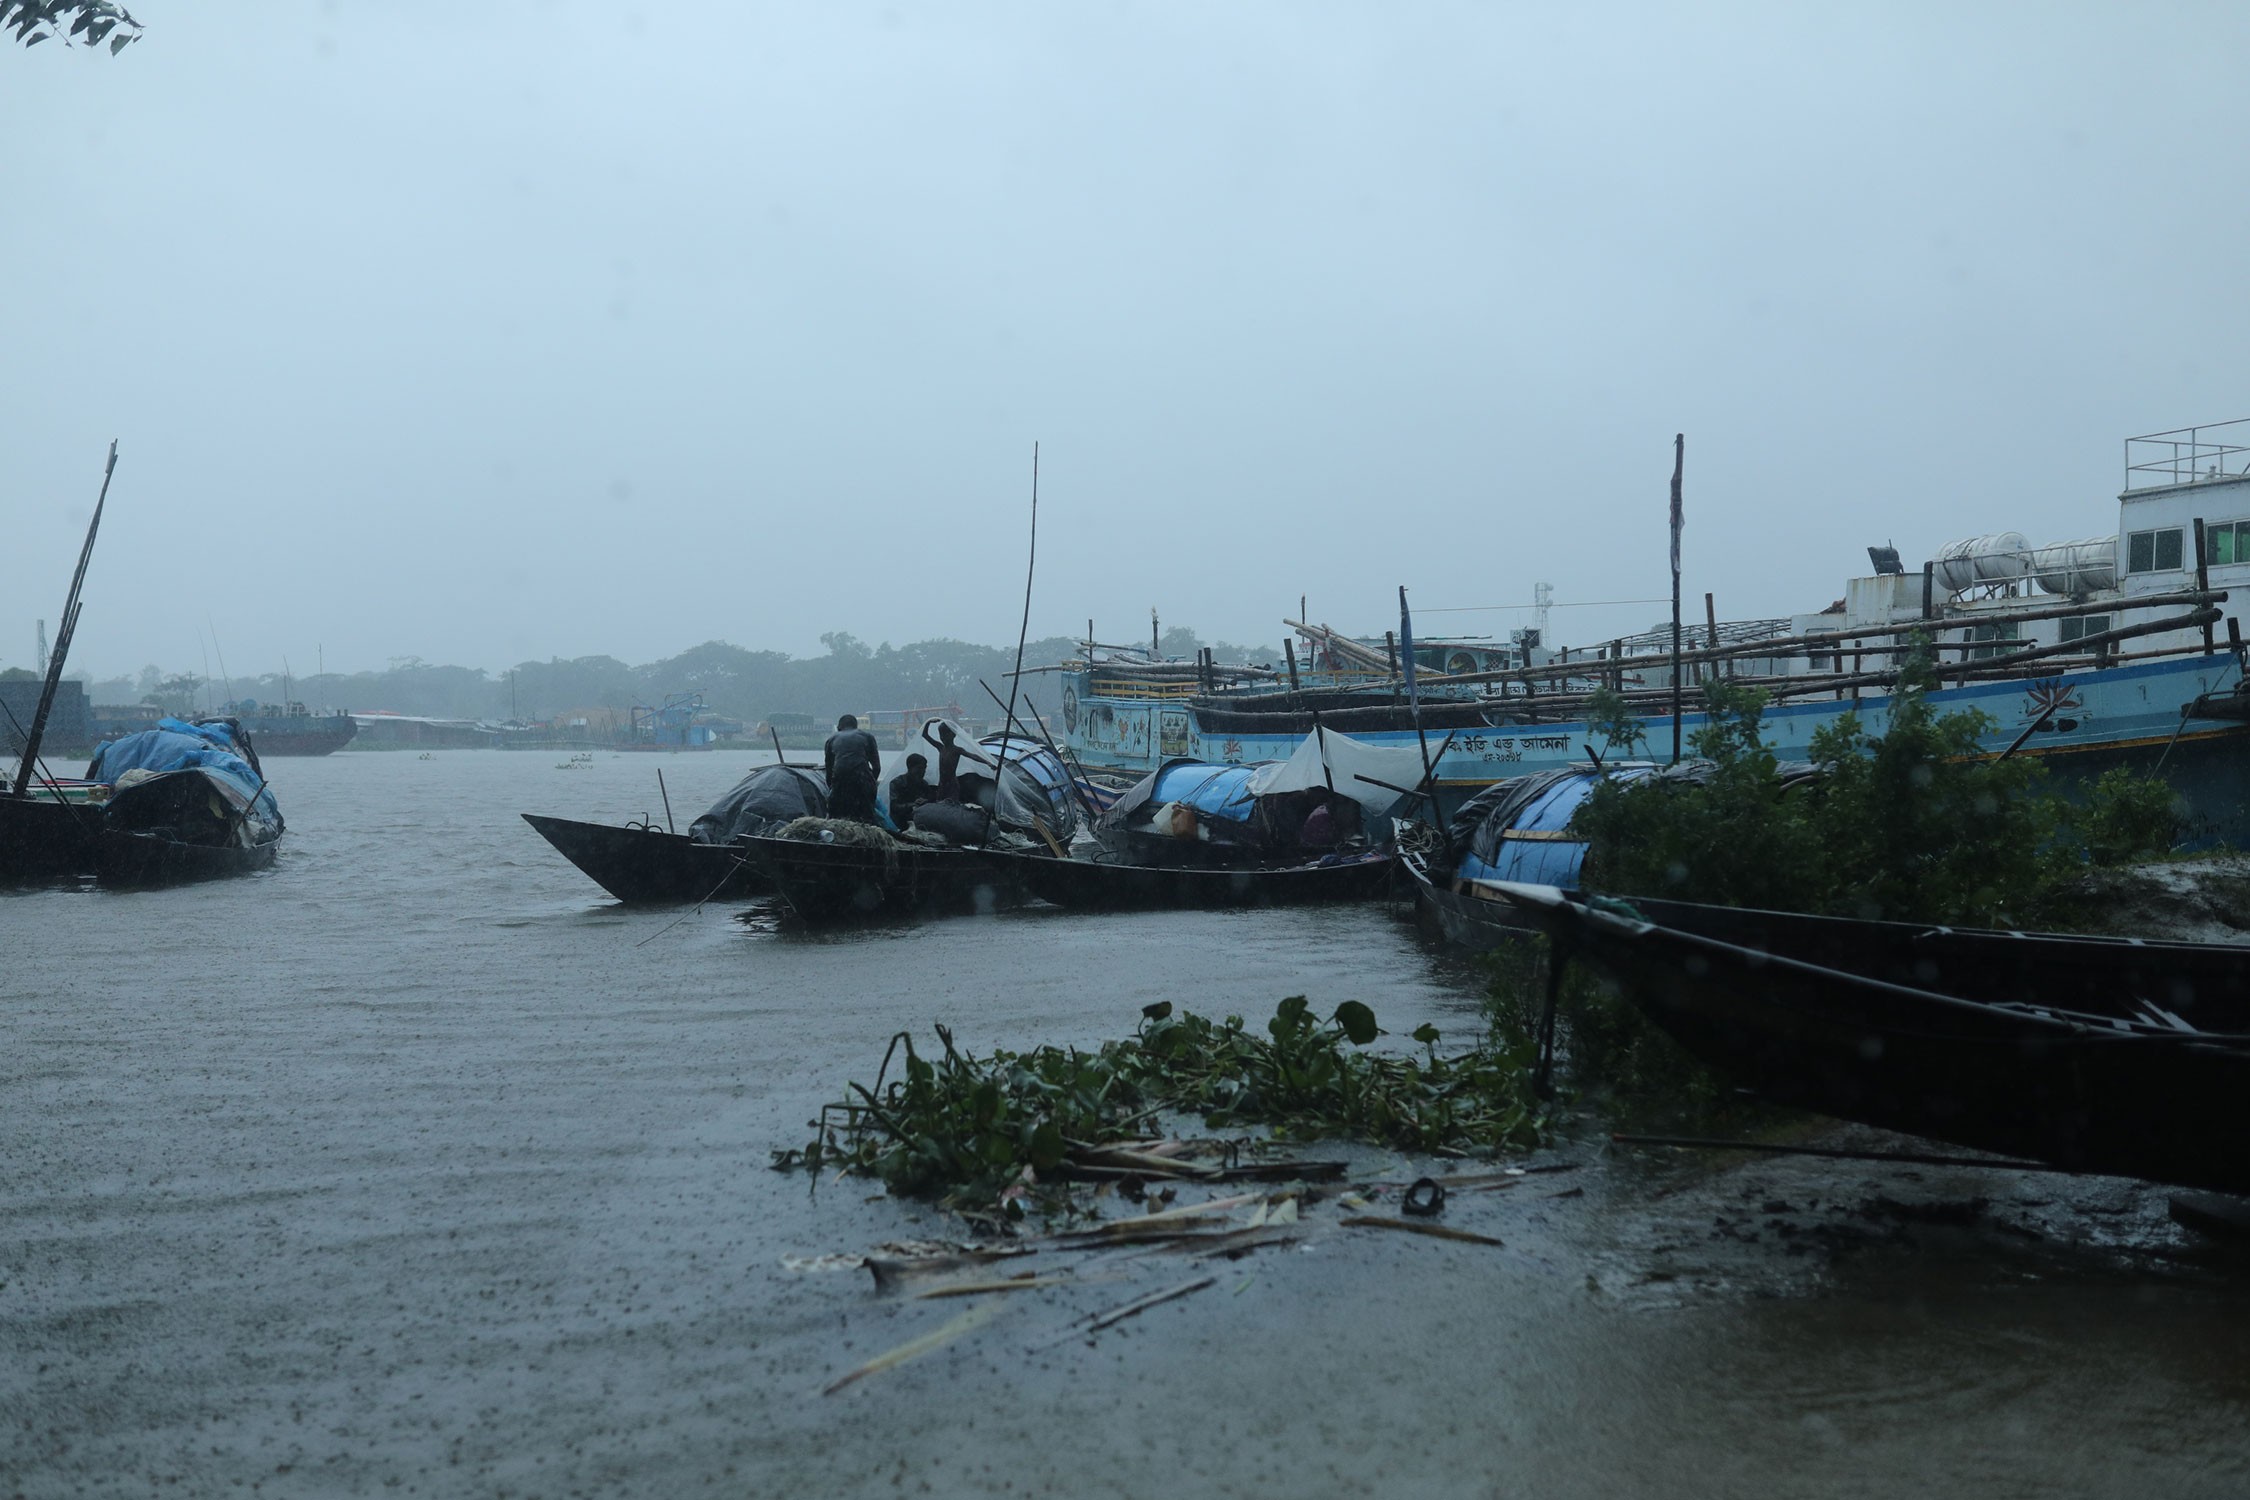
[4,750,2247,1498]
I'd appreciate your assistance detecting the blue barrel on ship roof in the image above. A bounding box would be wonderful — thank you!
[1441,766,1657,890]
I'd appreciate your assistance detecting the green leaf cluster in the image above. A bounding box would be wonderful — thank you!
[776,997,1546,1212]
[1574,646,2181,927]
[1577,678,1828,913]
[3,2,140,51]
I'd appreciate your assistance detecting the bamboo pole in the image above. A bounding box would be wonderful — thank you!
[2197,517,2215,653]
[1488,607,2223,715]
[988,442,1040,844]
[1420,587,2228,689]
[14,441,118,798]
[1669,433,1684,765]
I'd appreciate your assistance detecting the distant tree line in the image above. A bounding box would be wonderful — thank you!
[67,627,1281,728]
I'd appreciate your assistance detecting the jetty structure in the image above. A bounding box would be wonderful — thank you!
[1050,418,2250,842]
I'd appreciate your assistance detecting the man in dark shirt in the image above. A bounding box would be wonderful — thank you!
[822,714,882,823]
[888,753,934,828]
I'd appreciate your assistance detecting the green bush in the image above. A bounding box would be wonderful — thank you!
[1575,678,1828,913]
[1575,647,2106,927]
[2075,765,2183,865]
[1529,646,2194,1111]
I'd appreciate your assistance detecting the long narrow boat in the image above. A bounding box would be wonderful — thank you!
[1410,852,2250,1033]
[524,762,825,905]
[1488,880,2250,1195]
[520,814,769,904]
[986,847,1396,912]
[741,726,1091,925]
[740,834,1028,924]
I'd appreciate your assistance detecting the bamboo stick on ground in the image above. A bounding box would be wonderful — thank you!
[1341,1216,1505,1247]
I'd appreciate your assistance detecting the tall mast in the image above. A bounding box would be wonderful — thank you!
[13,442,119,798]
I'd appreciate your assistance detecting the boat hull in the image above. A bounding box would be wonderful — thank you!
[521,813,769,904]
[1494,882,2250,1195]
[1399,849,1536,951]
[93,828,278,886]
[741,835,1026,925]
[238,719,356,756]
[0,797,99,883]
[990,848,1397,911]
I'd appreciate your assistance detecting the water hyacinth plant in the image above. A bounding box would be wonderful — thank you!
[775,997,1548,1214]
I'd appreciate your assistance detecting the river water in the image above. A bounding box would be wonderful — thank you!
[4,750,2247,1498]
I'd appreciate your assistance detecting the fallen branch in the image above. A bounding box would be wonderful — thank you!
[912,1275,1076,1300]
[1341,1215,1505,1247]
[1086,1276,1217,1332]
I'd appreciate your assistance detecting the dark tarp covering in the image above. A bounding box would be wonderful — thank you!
[690,764,829,844]
[985,736,1082,841]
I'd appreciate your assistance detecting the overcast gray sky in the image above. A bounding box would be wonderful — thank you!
[8,2,2249,680]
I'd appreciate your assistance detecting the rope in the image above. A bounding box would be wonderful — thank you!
[632,849,755,948]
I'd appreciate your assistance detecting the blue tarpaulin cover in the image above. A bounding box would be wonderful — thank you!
[89,719,280,822]
[1147,761,1265,826]
[1452,766,1654,890]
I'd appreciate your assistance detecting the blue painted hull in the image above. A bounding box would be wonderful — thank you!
[1061,655,2250,841]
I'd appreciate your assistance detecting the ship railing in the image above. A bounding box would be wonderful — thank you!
[2126,417,2250,491]
[1084,677,1203,701]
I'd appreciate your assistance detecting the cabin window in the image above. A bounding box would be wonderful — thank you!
[2128,527,2184,573]
[1966,621,2021,661]
[2059,614,2112,644]
[2204,520,2250,566]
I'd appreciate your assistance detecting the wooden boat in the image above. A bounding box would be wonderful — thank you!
[520,813,769,905]
[740,833,1028,925]
[1416,853,2250,1033]
[1400,846,1535,951]
[524,762,824,904]
[91,756,283,887]
[1487,880,2250,1195]
[737,731,1089,925]
[985,846,1396,912]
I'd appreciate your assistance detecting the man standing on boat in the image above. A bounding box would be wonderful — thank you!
[823,714,882,823]
[932,721,970,804]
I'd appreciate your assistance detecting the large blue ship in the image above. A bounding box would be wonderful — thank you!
[1057,418,2250,842]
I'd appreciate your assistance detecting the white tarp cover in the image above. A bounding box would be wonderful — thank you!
[1243,728,1434,817]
